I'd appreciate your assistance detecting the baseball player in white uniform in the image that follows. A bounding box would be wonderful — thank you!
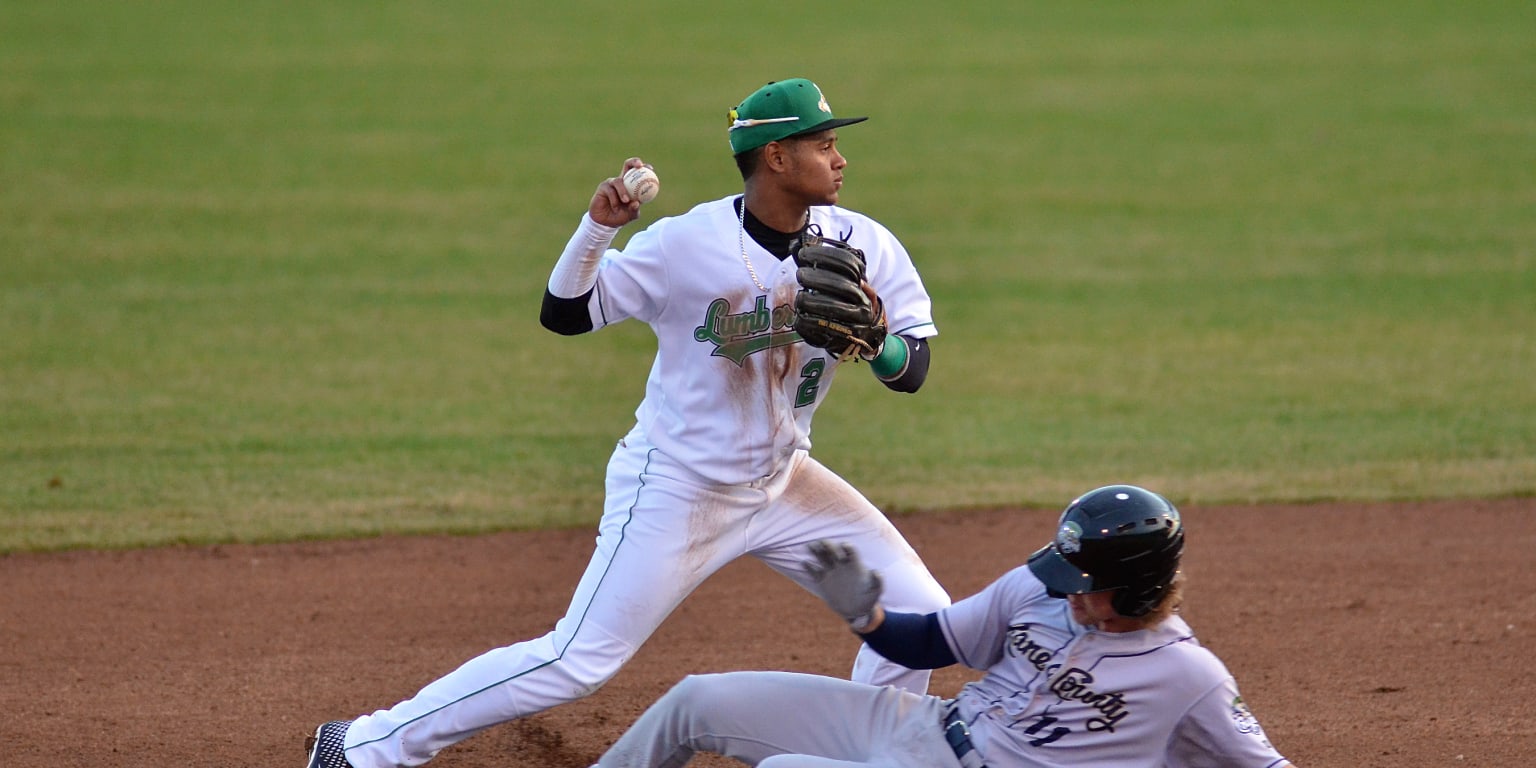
[593,485,1298,768]
[304,78,952,768]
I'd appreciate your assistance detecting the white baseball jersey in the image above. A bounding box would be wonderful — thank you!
[583,195,936,485]
[939,566,1289,768]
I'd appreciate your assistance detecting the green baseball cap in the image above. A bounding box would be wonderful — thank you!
[727,78,867,155]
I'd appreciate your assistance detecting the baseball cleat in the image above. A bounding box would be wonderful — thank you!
[305,720,354,768]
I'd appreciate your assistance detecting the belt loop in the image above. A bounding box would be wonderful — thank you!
[941,699,986,768]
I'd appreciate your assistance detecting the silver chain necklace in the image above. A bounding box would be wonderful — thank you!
[738,198,809,293]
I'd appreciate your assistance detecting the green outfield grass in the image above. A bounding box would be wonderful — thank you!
[3,0,1532,551]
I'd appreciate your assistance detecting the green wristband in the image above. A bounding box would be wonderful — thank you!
[869,335,909,379]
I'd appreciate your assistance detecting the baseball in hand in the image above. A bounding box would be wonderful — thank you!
[622,166,660,204]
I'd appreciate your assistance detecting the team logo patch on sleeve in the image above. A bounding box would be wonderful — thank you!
[1229,696,1273,746]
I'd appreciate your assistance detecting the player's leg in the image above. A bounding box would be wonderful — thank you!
[341,441,751,768]
[751,452,951,693]
[595,671,955,768]
[756,757,871,768]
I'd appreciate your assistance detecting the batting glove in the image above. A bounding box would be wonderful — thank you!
[806,540,884,631]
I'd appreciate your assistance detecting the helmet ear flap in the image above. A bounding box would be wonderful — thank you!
[1110,581,1166,617]
[1108,530,1185,617]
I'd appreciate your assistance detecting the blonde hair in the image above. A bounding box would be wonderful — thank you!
[1133,573,1185,628]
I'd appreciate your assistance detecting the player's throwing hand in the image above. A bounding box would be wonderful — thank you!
[588,157,648,228]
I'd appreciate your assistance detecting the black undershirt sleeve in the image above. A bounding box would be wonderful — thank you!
[540,289,595,335]
[859,610,958,670]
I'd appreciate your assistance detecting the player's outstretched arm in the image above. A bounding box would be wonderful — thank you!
[804,540,958,669]
[541,158,651,335]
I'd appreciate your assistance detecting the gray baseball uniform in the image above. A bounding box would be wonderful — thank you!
[596,563,1290,768]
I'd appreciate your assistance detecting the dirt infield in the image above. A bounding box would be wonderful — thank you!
[3,497,1533,767]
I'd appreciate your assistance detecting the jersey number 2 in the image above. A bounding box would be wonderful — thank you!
[794,359,826,408]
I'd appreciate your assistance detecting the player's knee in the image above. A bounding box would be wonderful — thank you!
[758,755,819,768]
[661,674,710,706]
[550,644,633,695]
[659,673,733,712]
